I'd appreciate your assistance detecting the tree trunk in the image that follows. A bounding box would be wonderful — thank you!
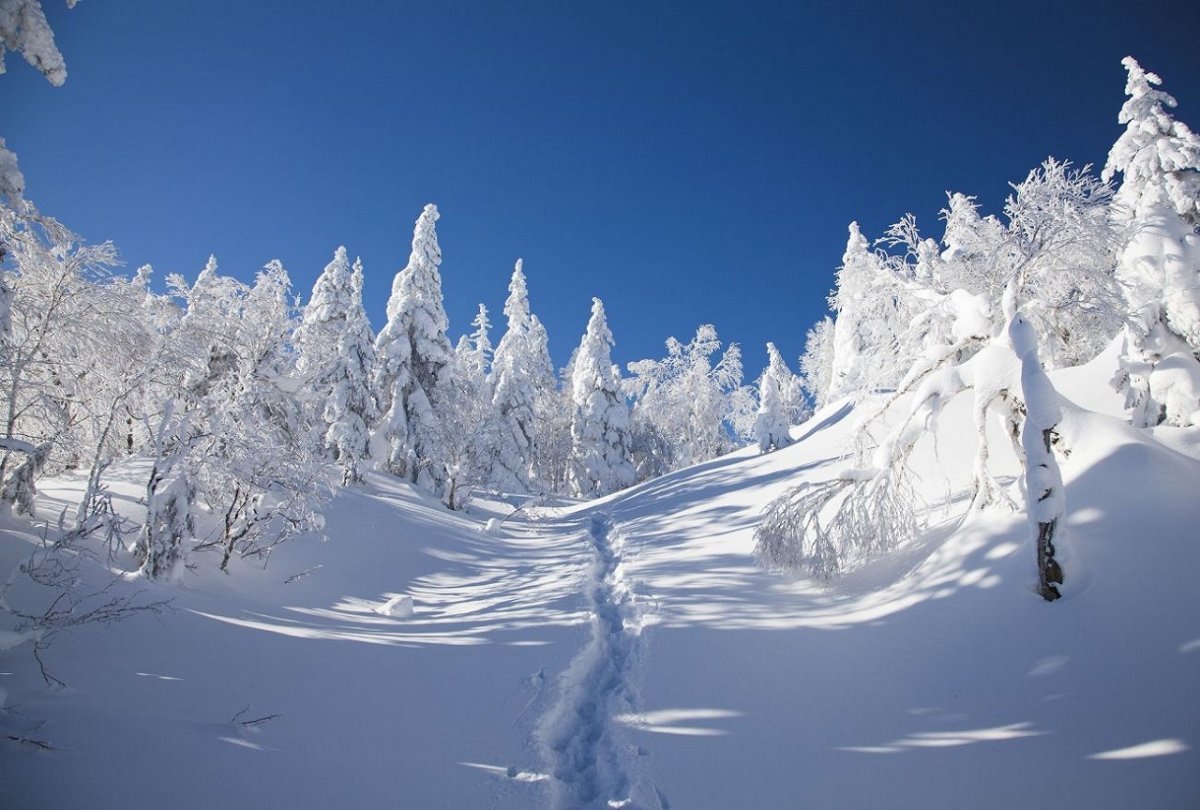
[1035,428,1064,602]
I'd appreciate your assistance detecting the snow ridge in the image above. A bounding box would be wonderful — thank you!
[537,512,657,809]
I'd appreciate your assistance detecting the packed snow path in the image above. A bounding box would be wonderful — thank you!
[538,513,660,809]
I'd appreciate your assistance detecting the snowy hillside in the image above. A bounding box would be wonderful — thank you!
[4,9,1200,809]
[2,342,1198,809]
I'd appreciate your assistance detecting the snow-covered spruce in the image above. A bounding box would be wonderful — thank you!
[1103,58,1200,427]
[824,221,912,403]
[538,513,656,810]
[433,326,495,510]
[371,203,454,492]
[435,303,494,509]
[487,259,554,494]
[567,298,635,498]
[296,246,378,485]
[1103,56,1200,227]
[753,341,807,453]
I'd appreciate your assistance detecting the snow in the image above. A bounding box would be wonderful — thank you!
[377,594,415,618]
[0,137,23,205]
[2,349,1199,808]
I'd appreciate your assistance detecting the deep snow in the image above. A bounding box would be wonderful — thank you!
[1,345,1198,809]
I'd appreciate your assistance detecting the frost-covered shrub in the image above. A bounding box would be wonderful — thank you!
[755,474,917,579]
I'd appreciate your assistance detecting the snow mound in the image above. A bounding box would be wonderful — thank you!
[377,594,415,618]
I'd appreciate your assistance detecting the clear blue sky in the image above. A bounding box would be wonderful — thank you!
[2,1,1198,375]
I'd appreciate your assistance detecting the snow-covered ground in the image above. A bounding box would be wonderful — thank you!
[2,348,1199,809]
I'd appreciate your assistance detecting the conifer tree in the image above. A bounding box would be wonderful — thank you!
[1104,58,1200,427]
[535,345,576,496]
[447,302,497,503]
[568,298,634,498]
[488,259,540,493]
[371,204,454,490]
[459,303,493,385]
[297,247,377,483]
[826,223,909,401]
[1102,57,1200,227]
[526,312,560,492]
[754,342,804,453]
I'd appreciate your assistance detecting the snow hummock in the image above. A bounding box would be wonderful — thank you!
[377,594,415,618]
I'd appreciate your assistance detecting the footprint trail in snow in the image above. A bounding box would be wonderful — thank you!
[537,513,661,809]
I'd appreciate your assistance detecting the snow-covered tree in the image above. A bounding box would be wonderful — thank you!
[487,259,542,493]
[825,223,912,401]
[938,192,1008,298]
[1102,57,1200,227]
[297,247,377,484]
[0,0,85,205]
[799,316,835,408]
[458,303,493,387]
[428,303,497,509]
[625,324,745,479]
[0,0,73,86]
[760,156,1122,583]
[525,313,561,491]
[568,298,634,498]
[0,205,121,504]
[371,204,454,491]
[534,345,575,497]
[754,342,806,453]
[134,259,331,579]
[0,137,23,207]
[432,346,493,511]
[1000,159,1123,368]
[1010,315,1066,601]
[1103,58,1200,427]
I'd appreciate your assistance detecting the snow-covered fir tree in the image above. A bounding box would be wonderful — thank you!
[437,303,497,507]
[567,298,634,498]
[371,204,454,491]
[825,223,910,401]
[1102,57,1200,227]
[754,342,805,453]
[458,303,493,388]
[487,259,542,493]
[297,247,377,484]
[535,345,576,496]
[524,313,561,493]
[1103,58,1200,427]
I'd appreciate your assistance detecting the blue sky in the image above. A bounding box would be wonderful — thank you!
[2,1,1198,375]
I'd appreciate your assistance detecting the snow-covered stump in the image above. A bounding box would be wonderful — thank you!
[1010,316,1065,602]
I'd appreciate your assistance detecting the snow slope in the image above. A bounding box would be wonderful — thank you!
[2,347,1199,809]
